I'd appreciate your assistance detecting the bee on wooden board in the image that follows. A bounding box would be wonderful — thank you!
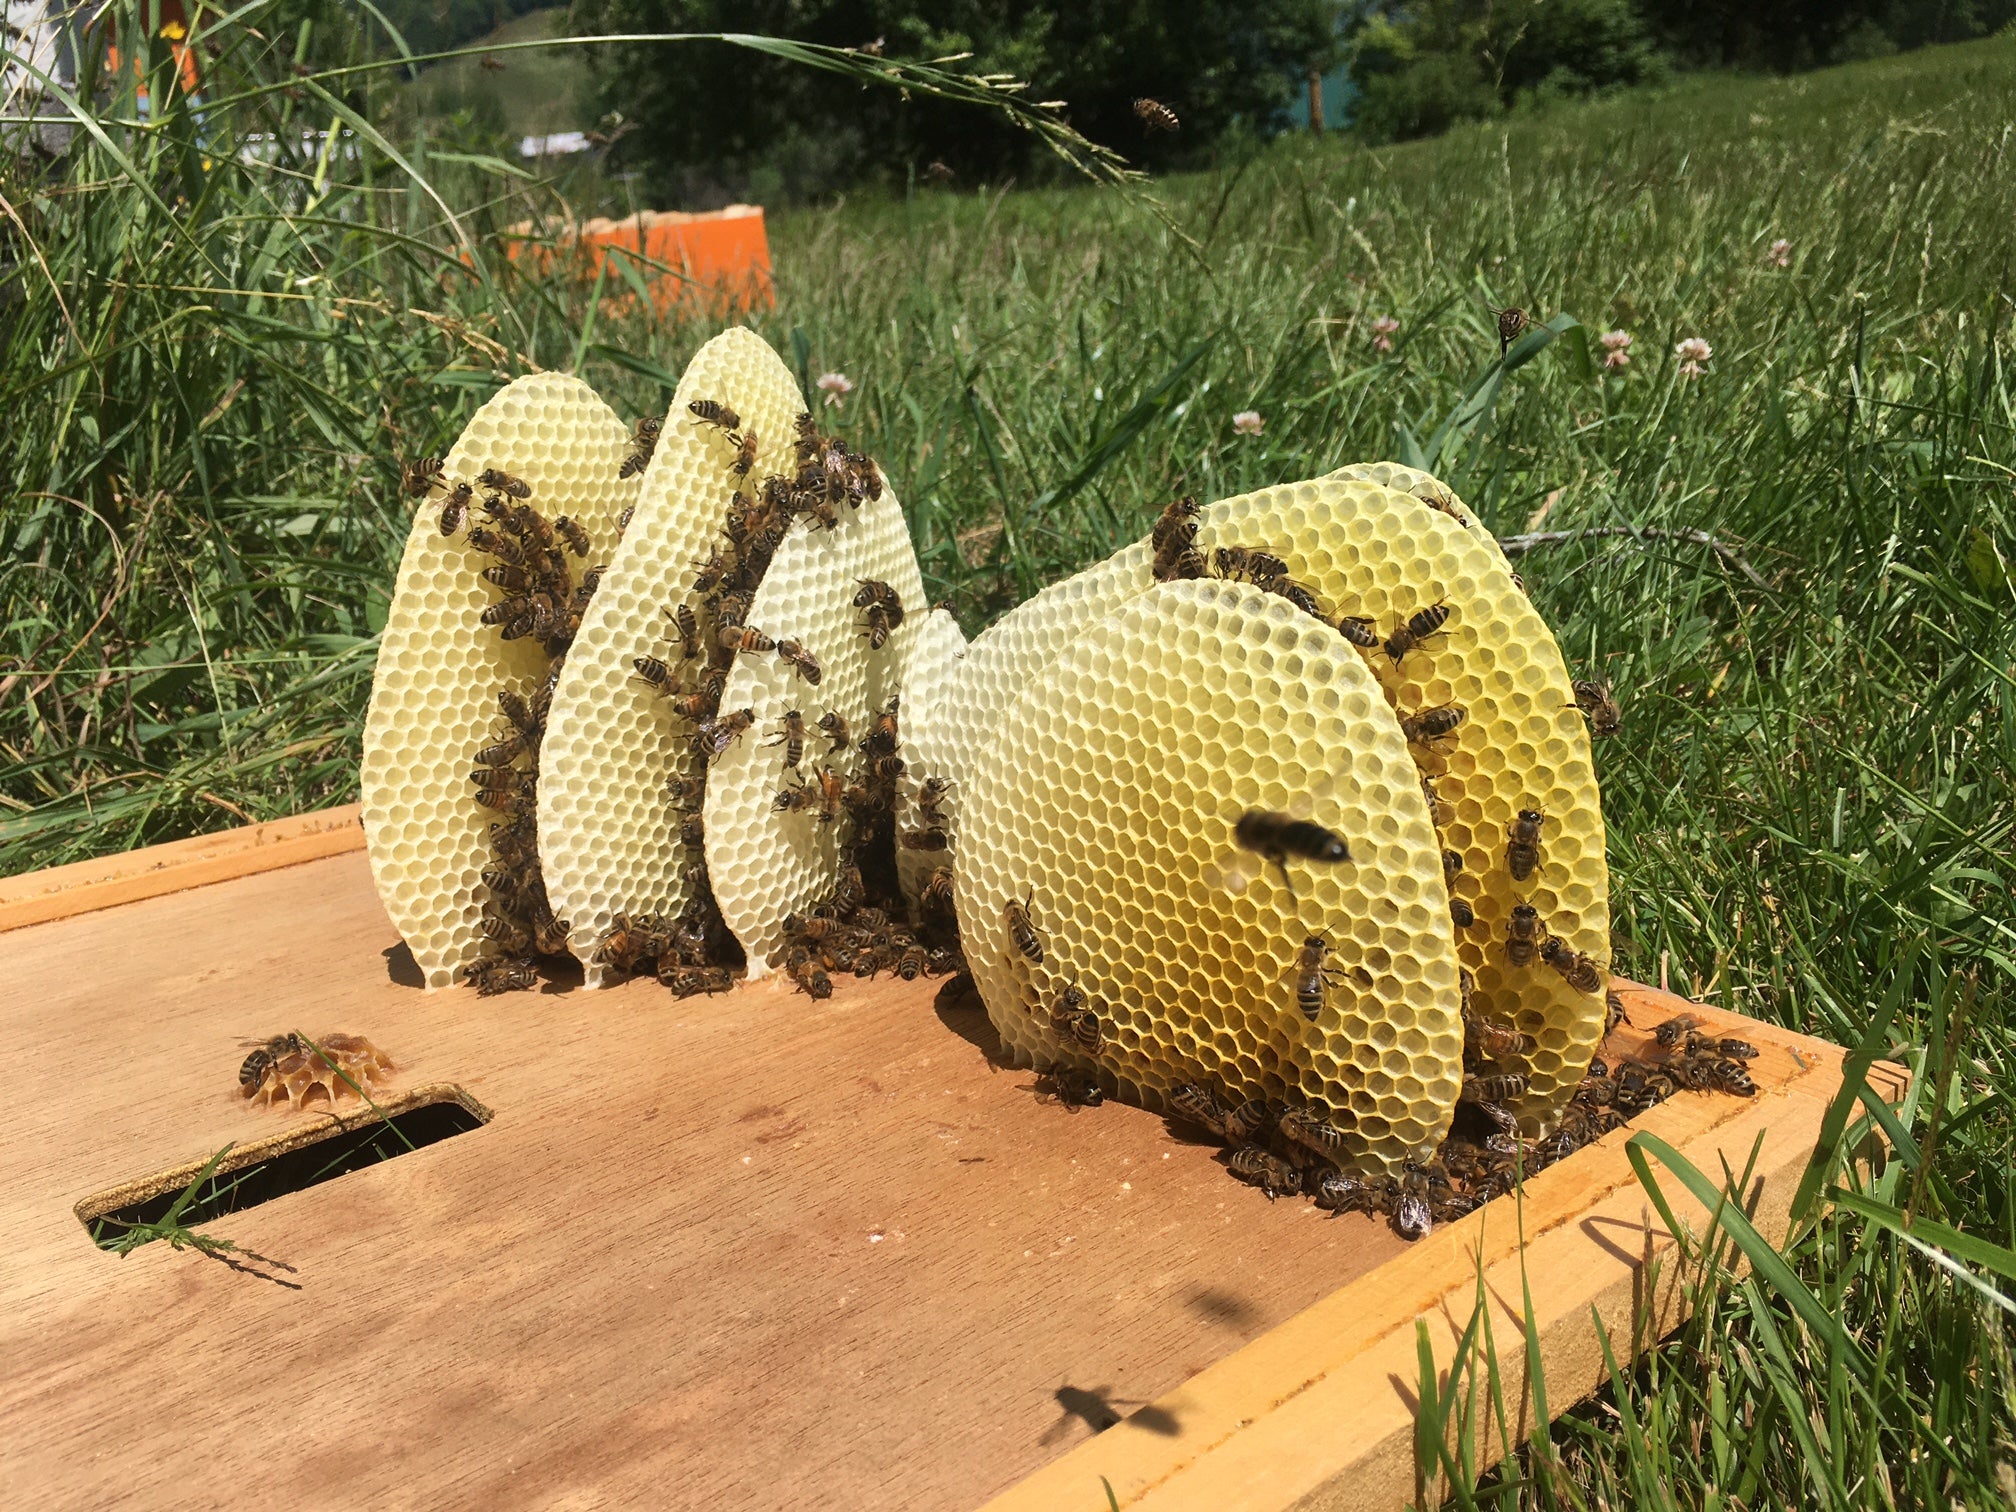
[1654,1014,1703,1049]
[662,965,737,998]
[1226,1147,1301,1199]
[1213,782,1352,902]
[1383,602,1452,666]
[1003,891,1046,963]
[1168,1081,1230,1138]
[477,468,531,499]
[1506,807,1546,881]
[1391,1162,1437,1240]
[620,416,662,479]
[238,1033,308,1092]
[1133,97,1180,132]
[463,957,536,996]
[1278,1105,1350,1160]
[1571,678,1622,737]
[688,399,741,433]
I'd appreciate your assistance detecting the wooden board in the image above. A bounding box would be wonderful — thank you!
[0,818,1903,1511]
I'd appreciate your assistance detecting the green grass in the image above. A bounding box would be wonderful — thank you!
[397,7,591,141]
[3,9,2014,1503]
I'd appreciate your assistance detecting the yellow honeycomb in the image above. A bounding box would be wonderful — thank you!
[892,607,969,907]
[539,329,806,986]
[1326,460,1510,571]
[1194,478,1610,1122]
[704,485,928,974]
[361,372,637,989]
[955,577,1465,1173]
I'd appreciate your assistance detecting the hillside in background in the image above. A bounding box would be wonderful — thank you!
[399,7,591,142]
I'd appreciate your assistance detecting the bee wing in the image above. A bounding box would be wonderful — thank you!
[1207,849,1263,894]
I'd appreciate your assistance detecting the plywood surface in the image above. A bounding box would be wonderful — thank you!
[1,848,1408,1512]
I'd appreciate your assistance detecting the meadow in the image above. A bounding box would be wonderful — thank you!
[2,10,2013,1504]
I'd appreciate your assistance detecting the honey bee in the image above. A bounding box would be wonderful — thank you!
[920,866,956,914]
[1213,545,1289,584]
[1604,989,1631,1034]
[1383,602,1451,665]
[818,709,852,753]
[697,707,757,759]
[1450,898,1477,929]
[718,624,775,654]
[1264,577,1325,619]
[469,765,524,794]
[402,456,445,496]
[666,773,707,809]
[1506,808,1546,881]
[1336,614,1380,648]
[859,605,893,650]
[1709,1036,1759,1060]
[1463,1072,1530,1104]
[1133,97,1180,132]
[632,655,675,694]
[655,603,697,661]
[617,502,635,535]
[237,1033,307,1091]
[773,777,820,815]
[1151,495,1200,546]
[853,579,903,614]
[1493,305,1530,356]
[674,811,704,848]
[813,765,845,824]
[1224,1097,1279,1145]
[1401,702,1468,747]
[462,957,536,995]
[1443,849,1464,885]
[899,829,950,851]
[691,546,732,594]
[437,480,475,535]
[554,515,591,557]
[1043,1066,1105,1109]
[1312,1170,1373,1213]
[1003,892,1046,963]
[1227,1147,1301,1199]
[466,527,523,565]
[688,399,742,433]
[727,429,757,477]
[776,639,822,685]
[1278,1105,1350,1159]
[1219,804,1351,900]
[915,776,953,827]
[1571,678,1622,737]
[1048,985,1104,1052]
[480,563,532,592]
[1420,773,1448,824]
[1653,1014,1703,1049]
[832,861,866,914]
[1292,934,1340,1022]
[1539,937,1604,994]
[791,962,834,1000]
[662,965,737,998]
[477,467,531,499]
[863,699,900,754]
[473,729,530,768]
[1168,1081,1229,1137]
[766,710,807,768]
[1504,903,1545,968]
[480,914,532,952]
[1392,1162,1436,1240]
[670,672,727,723]
[1462,1008,1535,1067]
[1153,544,1208,582]
[620,416,661,479]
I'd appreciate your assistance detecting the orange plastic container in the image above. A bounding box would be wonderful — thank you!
[506,205,774,317]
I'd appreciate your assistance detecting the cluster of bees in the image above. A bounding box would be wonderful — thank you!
[400,458,608,995]
[601,402,966,995]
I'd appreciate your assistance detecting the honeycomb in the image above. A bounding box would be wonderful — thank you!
[1193,478,1610,1123]
[892,607,969,907]
[954,577,1466,1174]
[704,484,927,974]
[539,329,806,986]
[244,1034,396,1111]
[1326,460,1510,572]
[360,372,637,988]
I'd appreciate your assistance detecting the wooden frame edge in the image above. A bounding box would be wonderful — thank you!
[0,803,365,934]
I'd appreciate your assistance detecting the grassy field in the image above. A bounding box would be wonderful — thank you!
[3,10,2013,1504]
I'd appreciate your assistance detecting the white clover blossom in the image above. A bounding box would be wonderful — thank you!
[816,371,854,407]
[1370,314,1400,354]
[1674,337,1712,378]
[1232,409,1264,436]
[1600,329,1633,370]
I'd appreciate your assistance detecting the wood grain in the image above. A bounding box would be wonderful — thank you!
[0,835,1900,1512]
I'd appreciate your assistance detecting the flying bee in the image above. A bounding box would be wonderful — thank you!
[632,655,675,695]
[688,398,741,433]
[1539,937,1604,995]
[819,710,852,753]
[620,416,661,479]
[1336,614,1380,649]
[1278,1105,1351,1160]
[767,710,807,768]
[1504,904,1545,968]
[477,468,531,499]
[1003,892,1046,963]
[1227,1147,1301,1199]
[718,624,775,654]
[663,965,736,998]
[915,776,953,827]
[1293,934,1340,1023]
[1133,97,1180,132]
[899,828,949,852]
[1383,601,1452,665]
[554,515,591,557]
[1462,1007,1535,1067]
[1506,807,1546,881]
[1401,702,1468,747]
[1168,1081,1229,1137]
[698,707,757,760]
[1493,305,1530,356]
[1654,1014,1703,1049]
[1571,678,1622,737]
[1215,791,1352,901]
[1213,545,1289,584]
[776,639,822,685]
[859,605,893,650]
[436,480,475,535]
[731,428,758,477]
[402,456,445,496]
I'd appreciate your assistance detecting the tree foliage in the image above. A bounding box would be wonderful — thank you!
[568,0,1342,202]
